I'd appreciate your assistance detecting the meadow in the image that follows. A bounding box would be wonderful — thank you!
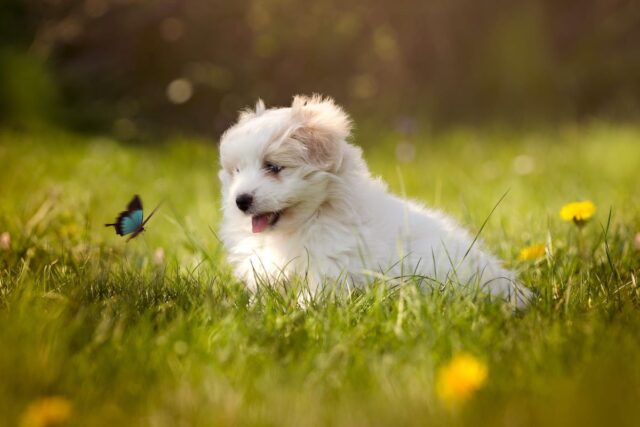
[1,123,639,426]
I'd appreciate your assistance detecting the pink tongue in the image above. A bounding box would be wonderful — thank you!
[252,214,270,233]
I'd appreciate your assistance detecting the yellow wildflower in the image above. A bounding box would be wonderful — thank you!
[20,396,72,427]
[560,200,596,225]
[518,243,546,261]
[436,353,488,405]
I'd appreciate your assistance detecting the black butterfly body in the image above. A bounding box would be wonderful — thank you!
[105,195,161,241]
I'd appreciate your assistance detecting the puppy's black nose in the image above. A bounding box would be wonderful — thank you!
[235,194,253,212]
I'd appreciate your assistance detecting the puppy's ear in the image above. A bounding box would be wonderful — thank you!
[238,99,266,122]
[290,94,352,171]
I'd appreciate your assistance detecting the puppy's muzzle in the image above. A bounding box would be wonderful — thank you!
[236,193,253,212]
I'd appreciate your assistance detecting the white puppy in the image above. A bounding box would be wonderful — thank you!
[218,95,531,307]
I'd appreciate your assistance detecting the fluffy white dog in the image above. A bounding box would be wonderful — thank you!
[218,95,531,307]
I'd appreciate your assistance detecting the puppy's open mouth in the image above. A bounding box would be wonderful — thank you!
[251,211,281,233]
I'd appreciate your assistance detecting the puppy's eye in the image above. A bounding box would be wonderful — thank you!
[234,167,239,173]
[264,162,284,174]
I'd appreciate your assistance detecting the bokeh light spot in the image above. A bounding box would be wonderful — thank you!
[113,118,137,140]
[84,0,109,19]
[513,154,535,175]
[160,17,185,42]
[350,74,376,99]
[373,27,398,61]
[167,78,193,104]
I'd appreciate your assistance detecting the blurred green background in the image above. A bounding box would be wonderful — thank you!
[2,0,639,137]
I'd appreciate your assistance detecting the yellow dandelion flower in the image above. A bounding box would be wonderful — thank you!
[436,353,488,405]
[20,396,72,427]
[560,200,596,225]
[518,243,546,261]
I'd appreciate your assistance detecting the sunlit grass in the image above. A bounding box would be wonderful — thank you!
[1,123,639,426]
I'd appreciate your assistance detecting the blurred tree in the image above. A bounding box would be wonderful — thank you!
[0,0,58,126]
[3,0,639,136]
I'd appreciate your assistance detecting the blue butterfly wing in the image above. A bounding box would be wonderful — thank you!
[120,210,144,235]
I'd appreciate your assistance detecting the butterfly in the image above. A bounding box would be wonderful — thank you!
[105,195,161,241]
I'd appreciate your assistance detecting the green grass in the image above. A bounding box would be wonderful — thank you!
[1,123,639,426]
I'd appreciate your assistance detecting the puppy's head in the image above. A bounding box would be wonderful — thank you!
[219,95,352,234]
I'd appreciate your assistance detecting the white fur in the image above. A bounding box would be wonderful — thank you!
[218,95,532,307]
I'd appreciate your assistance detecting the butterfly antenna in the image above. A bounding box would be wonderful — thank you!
[142,200,164,226]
